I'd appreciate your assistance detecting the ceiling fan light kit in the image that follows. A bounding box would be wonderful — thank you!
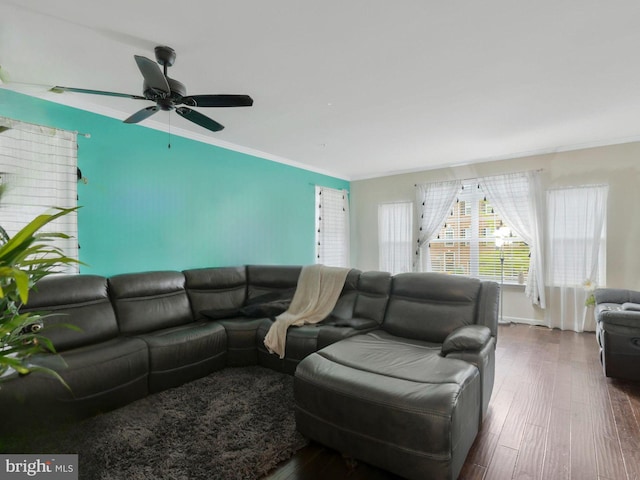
[52,46,253,133]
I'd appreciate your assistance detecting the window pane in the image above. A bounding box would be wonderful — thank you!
[428,184,530,283]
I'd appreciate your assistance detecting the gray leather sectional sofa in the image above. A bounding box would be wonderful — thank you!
[594,287,640,381]
[0,265,498,480]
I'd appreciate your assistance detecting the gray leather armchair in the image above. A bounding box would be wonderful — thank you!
[594,288,640,381]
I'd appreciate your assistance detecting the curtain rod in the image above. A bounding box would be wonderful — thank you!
[308,183,350,192]
[414,168,543,187]
[0,116,90,138]
[547,183,608,191]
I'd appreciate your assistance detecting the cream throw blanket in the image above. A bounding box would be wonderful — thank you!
[263,264,350,359]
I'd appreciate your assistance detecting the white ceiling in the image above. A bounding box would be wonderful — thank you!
[2,1,640,180]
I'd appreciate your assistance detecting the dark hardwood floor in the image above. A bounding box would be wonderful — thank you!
[263,323,640,480]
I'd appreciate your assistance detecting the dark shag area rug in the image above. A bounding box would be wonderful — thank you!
[7,366,309,480]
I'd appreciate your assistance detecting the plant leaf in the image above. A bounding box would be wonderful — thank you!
[0,207,78,260]
[11,268,30,304]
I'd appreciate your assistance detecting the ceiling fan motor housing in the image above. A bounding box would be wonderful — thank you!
[154,45,176,67]
[143,77,186,109]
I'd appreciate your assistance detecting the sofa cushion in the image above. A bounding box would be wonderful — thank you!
[383,272,482,343]
[246,265,302,300]
[215,318,265,366]
[352,271,392,325]
[200,308,244,320]
[256,318,379,374]
[48,337,149,400]
[0,337,149,424]
[322,316,379,330]
[199,288,296,320]
[138,321,227,392]
[183,267,247,321]
[21,274,118,352]
[109,271,192,334]
[327,269,361,320]
[241,300,291,318]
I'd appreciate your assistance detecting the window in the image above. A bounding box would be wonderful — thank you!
[0,117,79,273]
[315,186,349,267]
[427,184,531,283]
[546,185,607,287]
[378,202,413,274]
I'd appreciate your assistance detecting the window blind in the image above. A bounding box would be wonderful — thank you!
[315,186,349,267]
[0,117,79,273]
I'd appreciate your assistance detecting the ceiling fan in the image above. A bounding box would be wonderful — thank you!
[51,46,253,132]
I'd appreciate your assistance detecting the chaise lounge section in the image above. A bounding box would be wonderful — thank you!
[0,265,498,480]
[294,273,499,480]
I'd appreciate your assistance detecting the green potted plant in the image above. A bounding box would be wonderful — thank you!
[0,185,80,382]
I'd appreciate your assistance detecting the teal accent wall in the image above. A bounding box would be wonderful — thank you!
[0,89,349,276]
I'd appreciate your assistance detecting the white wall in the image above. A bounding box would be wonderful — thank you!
[350,141,640,325]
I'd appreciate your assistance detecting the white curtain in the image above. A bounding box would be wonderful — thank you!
[0,116,79,272]
[415,180,460,271]
[479,171,546,308]
[545,185,608,332]
[378,202,413,274]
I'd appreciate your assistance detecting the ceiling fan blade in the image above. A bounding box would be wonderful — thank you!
[51,86,146,100]
[124,105,160,124]
[176,107,224,132]
[134,55,170,95]
[181,94,253,108]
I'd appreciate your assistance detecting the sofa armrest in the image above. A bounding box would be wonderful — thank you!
[322,316,379,330]
[598,308,640,328]
[441,325,492,356]
[594,288,640,305]
[622,302,640,311]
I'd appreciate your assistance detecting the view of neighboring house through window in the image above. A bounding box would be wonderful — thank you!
[378,202,413,274]
[427,184,531,283]
[315,186,350,267]
[0,116,79,273]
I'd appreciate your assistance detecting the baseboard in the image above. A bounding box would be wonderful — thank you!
[499,316,547,327]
